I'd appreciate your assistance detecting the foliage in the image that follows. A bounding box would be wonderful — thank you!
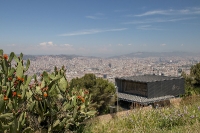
[0,49,96,133]
[181,65,200,97]
[181,71,195,96]
[0,50,32,132]
[191,63,200,86]
[84,95,200,133]
[70,74,115,115]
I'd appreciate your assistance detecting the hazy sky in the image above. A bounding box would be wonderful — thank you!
[1,0,200,57]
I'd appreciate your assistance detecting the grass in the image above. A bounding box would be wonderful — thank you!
[83,95,200,133]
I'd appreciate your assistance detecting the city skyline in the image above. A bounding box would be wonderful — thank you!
[1,0,200,57]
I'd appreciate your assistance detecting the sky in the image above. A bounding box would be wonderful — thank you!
[1,0,200,57]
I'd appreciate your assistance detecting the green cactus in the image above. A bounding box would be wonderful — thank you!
[28,66,96,132]
[0,50,33,133]
[0,49,96,133]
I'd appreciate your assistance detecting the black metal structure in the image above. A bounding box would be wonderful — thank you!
[115,75,184,105]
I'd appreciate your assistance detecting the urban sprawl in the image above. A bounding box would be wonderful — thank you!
[22,54,200,83]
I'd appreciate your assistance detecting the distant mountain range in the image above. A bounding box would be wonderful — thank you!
[110,51,200,58]
[22,51,200,60]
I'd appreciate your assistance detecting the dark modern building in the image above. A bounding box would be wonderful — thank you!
[115,75,184,108]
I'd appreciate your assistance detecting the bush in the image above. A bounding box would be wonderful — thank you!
[70,74,115,115]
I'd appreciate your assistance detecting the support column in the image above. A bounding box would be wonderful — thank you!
[132,102,133,109]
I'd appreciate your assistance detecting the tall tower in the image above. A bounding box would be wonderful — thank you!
[108,63,112,68]
[177,68,182,77]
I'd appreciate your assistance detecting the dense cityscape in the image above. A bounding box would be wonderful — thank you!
[23,52,200,83]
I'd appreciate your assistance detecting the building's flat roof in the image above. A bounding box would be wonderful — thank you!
[116,75,183,83]
[118,92,174,104]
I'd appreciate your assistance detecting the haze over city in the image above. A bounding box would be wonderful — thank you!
[1,0,200,57]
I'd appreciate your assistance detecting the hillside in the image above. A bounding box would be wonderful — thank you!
[110,51,200,58]
[84,95,200,133]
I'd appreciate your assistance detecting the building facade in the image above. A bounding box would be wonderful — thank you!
[115,75,185,108]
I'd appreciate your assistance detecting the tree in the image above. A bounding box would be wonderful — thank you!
[181,63,200,97]
[181,71,195,96]
[190,63,200,86]
[70,74,115,115]
[182,71,193,86]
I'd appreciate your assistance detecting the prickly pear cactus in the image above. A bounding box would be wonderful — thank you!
[0,49,32,133]
[0,49,96,133]
[28,65,96,132]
